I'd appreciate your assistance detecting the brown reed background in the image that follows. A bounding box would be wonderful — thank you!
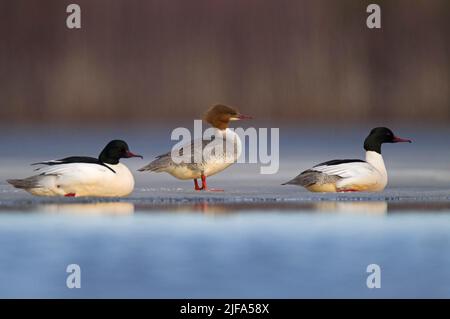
[0,0,449,125]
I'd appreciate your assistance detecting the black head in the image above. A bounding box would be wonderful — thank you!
[363,127,412,154]
[98,140,143,164]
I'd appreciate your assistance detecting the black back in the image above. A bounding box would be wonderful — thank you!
[314,159,365,167]
[32,156,116,173]
[41,156,101,165]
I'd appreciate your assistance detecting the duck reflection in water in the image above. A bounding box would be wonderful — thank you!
[37,202,135,215]
[313,201,388,215]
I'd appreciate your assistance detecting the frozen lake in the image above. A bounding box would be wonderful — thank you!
[0,125,449,298]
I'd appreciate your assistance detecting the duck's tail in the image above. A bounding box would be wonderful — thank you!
[282,170,322,187]
[7,176,42,189]
[138,155,172,173]
[282,170,341,187]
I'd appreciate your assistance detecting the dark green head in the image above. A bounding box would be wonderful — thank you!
[99,140,143,164]
[364,127,412,154]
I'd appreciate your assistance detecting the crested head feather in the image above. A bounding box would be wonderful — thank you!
[203,104,239,130]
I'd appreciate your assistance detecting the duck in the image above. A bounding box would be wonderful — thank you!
[139,104,252,191]
[7,140,142,197]
[282,127,411,192]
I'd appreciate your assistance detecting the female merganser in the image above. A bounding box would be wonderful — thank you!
[7,140,142,197]
[282,127,411,192]
[139,104,252,191]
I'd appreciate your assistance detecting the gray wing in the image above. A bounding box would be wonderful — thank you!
[282,169,342,187]
[138,138,216,172]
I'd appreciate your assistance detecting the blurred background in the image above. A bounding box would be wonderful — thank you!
[1,1,450,299]
[0,0,449,126]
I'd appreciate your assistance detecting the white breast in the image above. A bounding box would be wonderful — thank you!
[203,128,242,177]
[363,151,388,190]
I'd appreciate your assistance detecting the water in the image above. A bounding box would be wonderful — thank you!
[0,125,449,298]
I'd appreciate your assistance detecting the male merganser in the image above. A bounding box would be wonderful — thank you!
[7,140,142,197]
[282,127,411,192]
[139,104,252,191]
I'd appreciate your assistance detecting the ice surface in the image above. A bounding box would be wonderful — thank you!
[0,125,449,298]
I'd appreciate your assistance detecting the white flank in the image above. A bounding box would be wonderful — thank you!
[313,151,388,192]
[26,163,135,197]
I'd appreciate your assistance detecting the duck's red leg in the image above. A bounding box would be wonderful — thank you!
[338,189,359,193]
[194,179,203,191]
[201,175,224,192]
